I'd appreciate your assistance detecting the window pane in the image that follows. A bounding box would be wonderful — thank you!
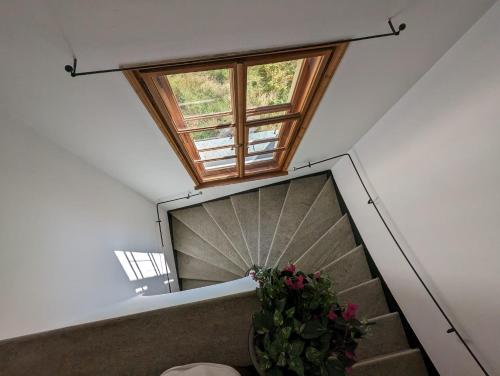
[184,113,233,129]
[245,152,276,165]
[203,157,236,171]
[248,123,282,142]
[198,147,235,161]
[246,59,303,109]
[167,68,232,117]
[247,141,278,154]
[190,127,234,149]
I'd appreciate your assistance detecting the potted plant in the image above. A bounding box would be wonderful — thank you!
[249,264,368,376]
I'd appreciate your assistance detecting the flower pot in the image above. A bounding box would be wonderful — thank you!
[248,326,265,376]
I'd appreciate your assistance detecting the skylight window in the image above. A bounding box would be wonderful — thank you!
[125,44,347,187]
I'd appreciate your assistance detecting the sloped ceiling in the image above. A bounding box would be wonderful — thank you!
[0,0,494,208]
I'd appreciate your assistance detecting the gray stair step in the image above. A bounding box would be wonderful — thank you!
[177,253,241,282]
[265,174,328,267]
[203,198,252,267]
[172,218,244,276]
[321,245,372,291]
[180,279,218,290]
[172,206,248,271]
[337,278,390,319]
[276,178,342,268]
[259,183,289,267]
[231,191,259,266]
[295,214,355,273]
[352,349,428,376]
[357,312,409,360]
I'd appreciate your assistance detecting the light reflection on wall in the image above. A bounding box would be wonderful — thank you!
[114,250,170,281]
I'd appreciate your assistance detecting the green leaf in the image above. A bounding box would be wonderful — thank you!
[285,307,295,318]
[301,320,328,339]
[276,298,287,312]
[277,352,287,367]
[273,309,284,327]
[305,346,323,366]
[293,318,303,334]
[256,351,272,370]
[253,311,274,333]
[288,355,304,376]
[280,326,292,340]
[269,338,282,361]
[290,340,305,356]
[326,357,346,376]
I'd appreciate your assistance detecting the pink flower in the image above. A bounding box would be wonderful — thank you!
[327,309,337,321]
[295,275,305,290]
[313,271,321,279]
[249,270,256,280]
[283,264,296,274]
[345,351,355,360]
[285,277,294,288]
[343,303,358,320]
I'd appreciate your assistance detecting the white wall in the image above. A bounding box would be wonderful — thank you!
[0,120,177,340]
[333,3,500,375]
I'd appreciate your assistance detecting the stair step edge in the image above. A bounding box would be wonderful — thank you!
[274,177,333,266]
[337,277,381,294]
[294,213,348,265]
[354,348,423,367]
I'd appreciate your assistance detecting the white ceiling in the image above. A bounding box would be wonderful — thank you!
[0,0,494,208]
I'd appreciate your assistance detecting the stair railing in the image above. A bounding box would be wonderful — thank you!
[156,191,203,293]
[293,153,489,376]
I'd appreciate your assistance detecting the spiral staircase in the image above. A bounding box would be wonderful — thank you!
[170,172,432,375]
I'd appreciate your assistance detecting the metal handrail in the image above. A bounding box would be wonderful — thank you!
[293,153,489,375]
[156,191,203,293]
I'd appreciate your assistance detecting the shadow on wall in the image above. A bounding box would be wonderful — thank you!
[114,250,173,296]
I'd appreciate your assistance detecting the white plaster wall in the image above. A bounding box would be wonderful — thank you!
[0,120,176,340]
[333,3,500,374]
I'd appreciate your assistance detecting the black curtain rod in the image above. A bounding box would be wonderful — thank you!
[293,155,489,376]
[64,19,406,77]
[155,191,203,294]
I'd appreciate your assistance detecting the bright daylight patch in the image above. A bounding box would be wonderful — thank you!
[114,250,170,282]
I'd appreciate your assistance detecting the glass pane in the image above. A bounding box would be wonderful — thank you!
[203,157,236,171]
[247,141,278,154]
[198,147,235,161]
[245,152,275,165]
[246,110,288,121]
[246,59,303,109]
[248,123,282,142]
[184,113,233,129]
[167,68,232,117]
[190,127,234,149]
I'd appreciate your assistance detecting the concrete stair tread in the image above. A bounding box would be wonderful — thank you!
[231,191,259,266]
[337,278,390,319]
[357,312,409,360]
[321,245,372,291]
[276,178,342,268]
[177,253,241,282]
[172,217,245,276]
[265,174,328,267]
[295,214,355,273]
[203,198,252,267]
[352,349,428,376]
[259,183,289,266]
[172,206,248,270]
[180,279,219,290]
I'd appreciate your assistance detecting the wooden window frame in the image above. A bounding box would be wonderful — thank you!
[124,43,347,189]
